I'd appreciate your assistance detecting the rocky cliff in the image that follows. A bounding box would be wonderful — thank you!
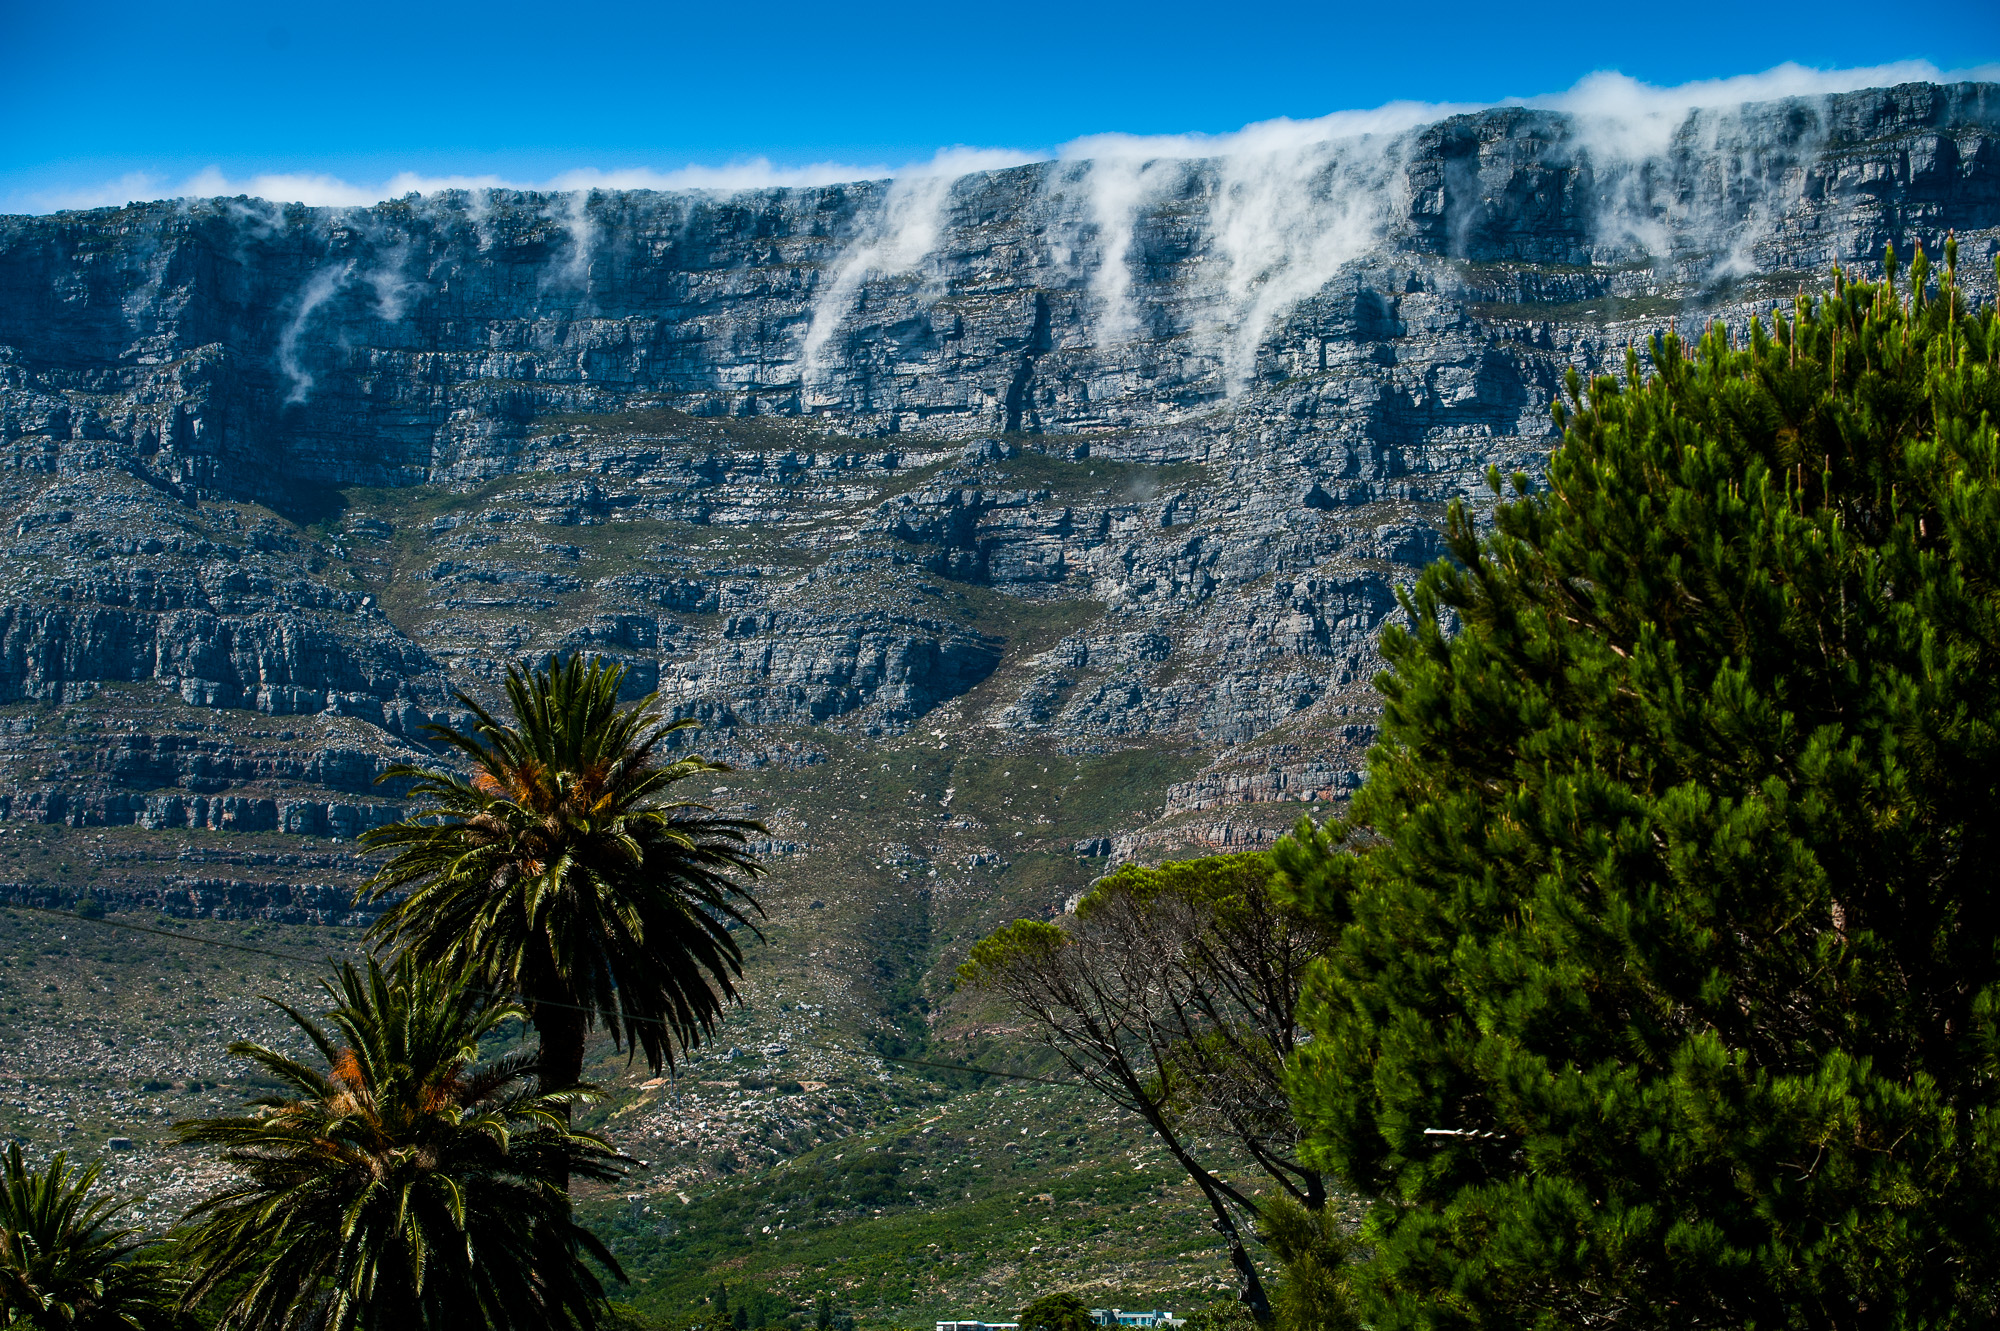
[0,80,1995,949]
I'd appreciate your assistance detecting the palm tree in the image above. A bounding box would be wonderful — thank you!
[359,655,764,1113]
[0,1144,179,1330]
[173,955,628,1331]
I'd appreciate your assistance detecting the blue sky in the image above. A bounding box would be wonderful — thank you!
[6,0,1998,212]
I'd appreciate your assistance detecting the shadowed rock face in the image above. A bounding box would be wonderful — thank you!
[0,80,1995,862]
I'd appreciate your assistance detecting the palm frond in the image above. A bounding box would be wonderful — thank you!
[359,654,765,1074]
[174,955,628,1331]
[0,1141,181,1330]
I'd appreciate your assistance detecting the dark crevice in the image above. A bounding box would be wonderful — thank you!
[1002,294,1053,434]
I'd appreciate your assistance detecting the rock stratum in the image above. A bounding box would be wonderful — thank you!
[0,79,1995,962]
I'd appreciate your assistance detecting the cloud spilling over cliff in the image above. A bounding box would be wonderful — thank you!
[4,75,1997,474]
[0,76,1994,896]
[19,60,1997,405]
[19,60,1998,216]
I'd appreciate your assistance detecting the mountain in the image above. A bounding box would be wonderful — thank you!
[0,81,1996,1315]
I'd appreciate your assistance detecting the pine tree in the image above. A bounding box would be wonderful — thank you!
[1276,244,2000,1327]
[1258,1196,1356,1331]
[958,850,1331,1319]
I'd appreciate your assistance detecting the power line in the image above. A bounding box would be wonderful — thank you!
[1,903,1072,1087]
[6,902,347,964]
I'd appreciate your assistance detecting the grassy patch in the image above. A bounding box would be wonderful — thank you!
[932,587,1102,657]
[583,1080,1248,1330]
[533,407,875,454]
[308,473,557,542]
[985,451,1209,502]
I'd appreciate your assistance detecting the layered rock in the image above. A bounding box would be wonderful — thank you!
[0,79,1992,883]
[1,82,1993,506]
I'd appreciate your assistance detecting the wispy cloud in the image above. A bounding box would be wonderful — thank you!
[1050,58,2000,393]
[13,60,1998,216]
[1058,58,2000,166]
[11,151,1041,214]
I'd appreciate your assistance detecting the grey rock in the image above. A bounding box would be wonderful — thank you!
[0,80,1992,867]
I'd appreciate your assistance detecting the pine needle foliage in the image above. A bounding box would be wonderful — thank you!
[0,1145,179,1331]
[1258,1196,1357,1331]
[1276,244,2000,1327]
[360,655,765,1094]
[172,955,628,1331]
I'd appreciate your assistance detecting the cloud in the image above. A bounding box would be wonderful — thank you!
[1041,59,2000,389]
[15,59,1996,217]
[787,147,1051,383]
[541,160,893,193]
[1532,59,2000,118]
[276,261,356,403]
[21,58,1999,404]
[1056,59,2000,168]
[17,172,175,213]
[12,151,1042,215]
[898,145,1048,178]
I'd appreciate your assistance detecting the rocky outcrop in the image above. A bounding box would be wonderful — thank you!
[3,788,404,833]
[82,736,401,794]
[0,874,378,923]
[1159,734,1376,814]
[0,79,1992,896]
[0,471,452,731]
[664,611,1004,729]
[1,82,1993,507]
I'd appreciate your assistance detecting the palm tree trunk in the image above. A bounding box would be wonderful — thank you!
[534,1001,589,1192]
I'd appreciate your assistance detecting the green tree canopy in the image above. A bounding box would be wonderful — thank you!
[360,654,765,1117]
[1277,244,2000,1326]
[173,955,628,1331]
[960,851,1332,1318]
[0,1143,179,1330]
[1257,1196,1356,1331]
[1017,1292,1094,1331]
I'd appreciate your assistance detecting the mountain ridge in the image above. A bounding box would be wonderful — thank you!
[0,77,1993,895]
[6,80,1995,498]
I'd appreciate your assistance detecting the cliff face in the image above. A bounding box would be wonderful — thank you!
[5,82,1995,495]
[0,79,1995,914]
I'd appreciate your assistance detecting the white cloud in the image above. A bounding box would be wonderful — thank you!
[15,60,1996,216]
[20,58,1998,404]
[1532,59,2000,118]
[542,160,893,193]
[789,147,1052,383]
[17,172,173,213]
[1047,59,2000,390]
[276,261,356,402]
[1055,59,2000,168]
[11,152,1042,214]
